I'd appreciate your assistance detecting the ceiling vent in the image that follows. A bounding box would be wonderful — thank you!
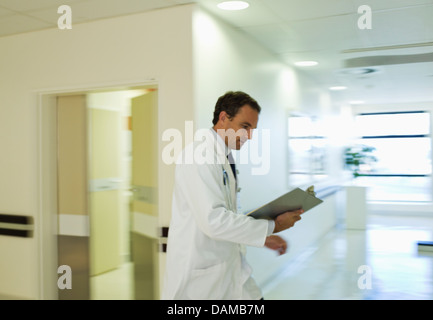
[341,42,433,54]
[338,67,380,75]
[342,52,433,68]
[335,67,383,78]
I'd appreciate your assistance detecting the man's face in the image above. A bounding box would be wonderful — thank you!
[218,105,259,150]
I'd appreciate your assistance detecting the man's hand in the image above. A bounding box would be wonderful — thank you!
[264,235,288,255]
[273,209,304,233]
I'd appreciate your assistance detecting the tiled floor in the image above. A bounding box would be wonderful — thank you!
[90,214,433,300]
[264,214,433,300]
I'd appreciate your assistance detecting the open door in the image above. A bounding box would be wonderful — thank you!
[88,108,121,277]
[130,90,160,300]
[57,95,90,300]
[43,86,158,300]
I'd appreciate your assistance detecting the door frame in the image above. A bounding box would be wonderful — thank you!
[36,80,159,300]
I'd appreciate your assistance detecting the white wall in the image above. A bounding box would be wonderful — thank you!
[0,5,195,299]
[0,3,344,299]
[192,8,340,295]
[192,8,300,207]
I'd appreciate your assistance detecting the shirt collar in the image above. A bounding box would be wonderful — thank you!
[210,127,231,157]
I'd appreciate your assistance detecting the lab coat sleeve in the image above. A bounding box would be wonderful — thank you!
[177,162,269,247]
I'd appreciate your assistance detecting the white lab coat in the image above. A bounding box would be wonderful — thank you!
[162,128,270,300]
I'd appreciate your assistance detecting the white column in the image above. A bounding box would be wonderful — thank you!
[345,186,367,230]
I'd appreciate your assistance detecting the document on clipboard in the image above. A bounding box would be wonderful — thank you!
[245,186,323,220]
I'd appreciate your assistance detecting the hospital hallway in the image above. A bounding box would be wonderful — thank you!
[90,214,433,300]
[262,214,433,300]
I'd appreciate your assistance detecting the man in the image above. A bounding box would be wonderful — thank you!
[162,91,303,300]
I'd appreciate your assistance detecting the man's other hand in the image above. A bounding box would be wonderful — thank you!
[264,235,288,255]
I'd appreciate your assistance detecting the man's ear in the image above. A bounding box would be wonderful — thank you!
[219,111,228,123]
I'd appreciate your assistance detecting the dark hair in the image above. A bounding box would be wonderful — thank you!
[212,91,261,125]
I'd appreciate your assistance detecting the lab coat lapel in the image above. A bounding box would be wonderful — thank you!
[223,158,237,211]
[207,129,237,212]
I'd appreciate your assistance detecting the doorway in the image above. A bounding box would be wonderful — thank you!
[38,84,160,300]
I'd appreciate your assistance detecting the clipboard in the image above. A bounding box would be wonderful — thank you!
[245,186,323,220]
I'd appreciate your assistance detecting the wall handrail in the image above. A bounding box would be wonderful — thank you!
[0,213,34,238]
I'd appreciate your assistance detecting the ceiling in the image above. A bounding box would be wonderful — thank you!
[1,0,433,106]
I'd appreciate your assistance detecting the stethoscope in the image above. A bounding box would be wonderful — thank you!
[222,166,233,210]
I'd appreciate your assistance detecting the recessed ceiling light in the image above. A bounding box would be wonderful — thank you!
[217,1,250,11]
[294,61,318,67]
[349,100,365,105]
[329,86,347,91]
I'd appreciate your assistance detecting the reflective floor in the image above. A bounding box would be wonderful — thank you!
[90,262,133,300]
[90,214,433,300]
[264,215,433,300]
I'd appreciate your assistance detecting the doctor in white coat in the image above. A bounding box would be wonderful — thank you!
[162,91,303,300]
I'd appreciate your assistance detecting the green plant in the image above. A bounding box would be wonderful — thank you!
[344,144,377,178]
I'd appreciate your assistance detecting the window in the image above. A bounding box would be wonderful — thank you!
[288,115,328,186]
[353,111,432,202]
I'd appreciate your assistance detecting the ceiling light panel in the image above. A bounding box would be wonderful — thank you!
[329,86,348,91]
[294,61,318,67]
[217,1,250,11]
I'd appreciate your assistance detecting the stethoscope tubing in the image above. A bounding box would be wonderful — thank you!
[222,167,233,210]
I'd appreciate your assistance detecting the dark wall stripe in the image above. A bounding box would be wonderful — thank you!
[160,227,169,253]
[0,228,33,238]
[0,214,34,238]
[161,243,167,253]
[161,227,169,238]
[0,214,33,225]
